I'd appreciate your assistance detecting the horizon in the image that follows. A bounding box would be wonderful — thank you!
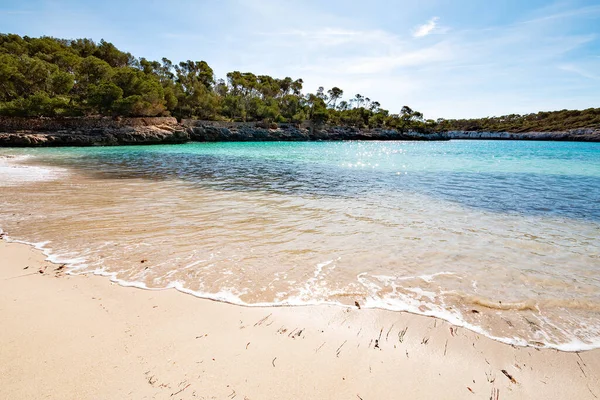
[1,0,599,119]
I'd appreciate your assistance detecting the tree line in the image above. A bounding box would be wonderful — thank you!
[436,109,600,132]
[1,34,598,133]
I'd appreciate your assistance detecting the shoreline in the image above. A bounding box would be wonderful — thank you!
[0,117,598,146]
[1,152,600,355]
[2,240,600,399]
[3,227,597,353]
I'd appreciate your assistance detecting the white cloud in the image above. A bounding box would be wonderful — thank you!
[343,43,453,74]
[21,0,594,119]
[559,64,600,80]
[412,17,440,38]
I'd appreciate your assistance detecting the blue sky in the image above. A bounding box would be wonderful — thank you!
[1,0,599,118]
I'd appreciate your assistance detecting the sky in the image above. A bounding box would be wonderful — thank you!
[0,0,599,119]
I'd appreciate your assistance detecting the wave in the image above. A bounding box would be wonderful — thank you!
[0,154,67,185]
[2,228,599,353]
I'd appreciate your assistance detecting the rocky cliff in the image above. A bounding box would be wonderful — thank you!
[445,128,600,142]
[0,118,446,146]
[0,117,189,147]
[182,121,447,142]
[1,118,598,146]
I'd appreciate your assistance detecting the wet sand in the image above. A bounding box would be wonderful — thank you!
[1,240,599,399]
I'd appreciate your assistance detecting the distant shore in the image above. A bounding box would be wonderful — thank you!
[0,117,598,146]
[1,239,599,399]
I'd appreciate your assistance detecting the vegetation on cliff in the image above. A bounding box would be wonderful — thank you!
[1,34,598,133]
[437,109,600,132]
[0,34,430,132]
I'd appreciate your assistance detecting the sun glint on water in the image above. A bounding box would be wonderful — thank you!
[1,140,599,350]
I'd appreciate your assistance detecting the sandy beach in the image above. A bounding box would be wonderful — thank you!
[0,240,598,399]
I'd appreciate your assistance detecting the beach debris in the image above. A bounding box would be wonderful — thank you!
[227,388,236,399]
[54,264,66,277]
[577,361,587,377]
[467,387,474,394]
[357,395,364,400]
[355,301,361,309]
[490,387,500,400]
[147,375,157,386]
[398,327,408,343]
[23,266,29,270]
[444,339,448,356]
[272,357,277,367]
[170,383,191,397]
[140,259,147,263]
[587,384,598,399]
[315,342,326,353]
[254,313,272,327]
[336,340,347,357]
[524,317,541,332]
[471,309,480,314]
[501,369,517,384]
[246,342,250,349]
[421,337,429,345]
[374,339,380,349]
[385,324,395,341]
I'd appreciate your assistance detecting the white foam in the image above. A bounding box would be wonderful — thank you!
[0,155,66,185]
[1,229,599,352]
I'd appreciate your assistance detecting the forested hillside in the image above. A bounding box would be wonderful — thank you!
[437,109,600,132]
[0,34,431,131]
[1,34,598,133]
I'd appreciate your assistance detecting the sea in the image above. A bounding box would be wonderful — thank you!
[1,140,599,351]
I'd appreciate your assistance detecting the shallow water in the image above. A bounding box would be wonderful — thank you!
[1,140,599,350]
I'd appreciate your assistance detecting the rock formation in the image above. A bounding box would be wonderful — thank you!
[0,117,598,146]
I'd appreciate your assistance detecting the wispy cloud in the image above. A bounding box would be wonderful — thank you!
[521,4,600,24]
[2,0,599,118]
[0,9,32,15]
[559,64,600,80]
[412,17,440,38]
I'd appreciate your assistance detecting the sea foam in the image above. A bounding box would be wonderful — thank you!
[0,155,66,185]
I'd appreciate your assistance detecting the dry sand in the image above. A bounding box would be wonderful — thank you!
[1,240,599,400]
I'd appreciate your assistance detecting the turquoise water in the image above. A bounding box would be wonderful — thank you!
[22,140,600,220]
[1,140,600,350]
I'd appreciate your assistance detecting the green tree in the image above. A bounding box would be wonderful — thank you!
[327,87,343,108]
[88,81,123,114]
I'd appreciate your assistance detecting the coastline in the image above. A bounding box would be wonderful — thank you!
[0,117,599,146]
[1,240,600,399]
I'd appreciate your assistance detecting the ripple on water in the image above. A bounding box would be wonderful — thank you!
[0,141,599,350]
